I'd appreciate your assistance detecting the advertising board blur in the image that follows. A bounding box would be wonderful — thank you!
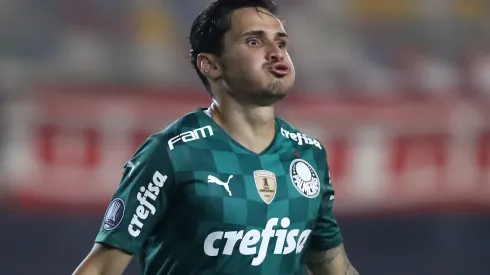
[3,84,489,215]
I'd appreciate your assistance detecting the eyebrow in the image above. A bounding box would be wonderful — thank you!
[241,30,288,39]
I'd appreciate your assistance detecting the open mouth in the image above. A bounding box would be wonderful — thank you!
[269,63,290,77]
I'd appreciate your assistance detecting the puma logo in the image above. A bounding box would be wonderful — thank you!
[127,160,140,177]
[207,175,233,196]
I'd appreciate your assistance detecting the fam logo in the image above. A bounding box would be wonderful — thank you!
[290,159,320,198]
[168,125,213,150]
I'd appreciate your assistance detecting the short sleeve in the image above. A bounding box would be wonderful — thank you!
[309,154,343,251]
[94,135,175,254]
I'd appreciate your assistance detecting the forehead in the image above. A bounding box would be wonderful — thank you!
[227,7,285,36]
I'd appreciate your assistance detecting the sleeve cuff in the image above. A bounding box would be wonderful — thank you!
[94,235,138,255]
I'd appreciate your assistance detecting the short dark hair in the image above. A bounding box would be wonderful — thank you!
[189,0,278,93]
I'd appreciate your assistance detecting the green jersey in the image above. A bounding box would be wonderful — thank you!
[95,108,343,275]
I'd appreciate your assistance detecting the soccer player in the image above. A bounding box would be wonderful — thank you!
[73,0,359,274]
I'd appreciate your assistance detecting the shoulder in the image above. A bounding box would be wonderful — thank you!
[147,109,207,148]
[276,116,325,153]
[122,110,206,178]
[133,110,206,157]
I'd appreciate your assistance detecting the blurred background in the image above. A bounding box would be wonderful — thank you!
[1,0,490,274]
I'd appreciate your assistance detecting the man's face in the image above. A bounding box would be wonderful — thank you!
[218,7,295,105]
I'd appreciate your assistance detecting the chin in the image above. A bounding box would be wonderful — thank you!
[268,80,291,94]
[254,86,288,106]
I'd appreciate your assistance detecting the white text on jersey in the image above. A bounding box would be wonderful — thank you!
[281,128,322,149]
[168,125,214,150]
[128,171,167,237]
[203,217,312,266]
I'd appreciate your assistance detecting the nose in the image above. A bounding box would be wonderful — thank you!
[266,44,284,61]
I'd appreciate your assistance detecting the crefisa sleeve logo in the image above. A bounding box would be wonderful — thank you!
[103,198,125,231]
[289,159,320,198]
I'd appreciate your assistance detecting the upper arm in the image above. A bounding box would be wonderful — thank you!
[306,151,359,274]
[94,135,176,253]
[309,152,343,251]
[73,243,133,275]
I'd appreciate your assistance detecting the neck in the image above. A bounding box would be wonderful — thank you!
[208,97,276,153]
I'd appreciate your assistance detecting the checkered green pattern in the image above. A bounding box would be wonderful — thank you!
[95,109,342,275]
